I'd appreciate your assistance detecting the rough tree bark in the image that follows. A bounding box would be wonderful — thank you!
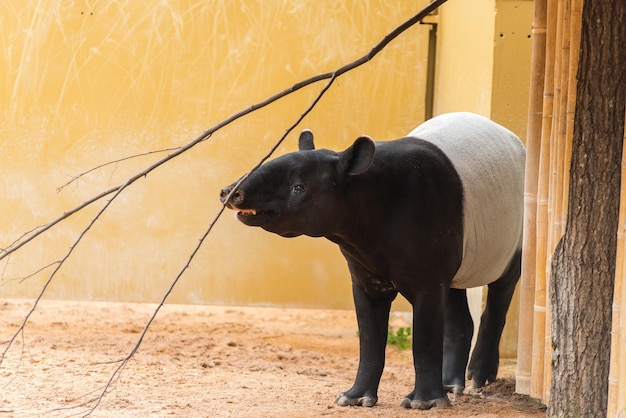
[549,0,626,416]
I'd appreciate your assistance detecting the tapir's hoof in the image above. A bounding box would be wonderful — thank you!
[335,394,377,407]
[467,364,498,388]
[444,384,465,395]
[472,379,489,389]
[400,395,450,410]
[467,369,497,389]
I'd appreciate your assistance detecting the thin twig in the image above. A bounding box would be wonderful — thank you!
[0,325,25,392]
[56,147,181,193]
[44,386,111,415]
[0,261,60,286]
[0,0,447,263]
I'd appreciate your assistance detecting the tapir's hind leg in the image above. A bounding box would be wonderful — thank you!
[442,288,473,394]
[467,250,521,388]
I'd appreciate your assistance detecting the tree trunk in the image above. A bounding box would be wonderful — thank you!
[548,0,626,416]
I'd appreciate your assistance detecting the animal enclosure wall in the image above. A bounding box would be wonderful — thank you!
[0,1,432,308]
[0,1,535,362]
[435,0,533,359]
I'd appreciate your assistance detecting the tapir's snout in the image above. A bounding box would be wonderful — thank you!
[219,185,245,208]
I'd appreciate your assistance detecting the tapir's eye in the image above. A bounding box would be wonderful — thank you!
[292,184,306,194]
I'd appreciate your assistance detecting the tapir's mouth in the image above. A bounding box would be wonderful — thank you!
[234,207,275,225]
[232,206,300,237]
[237,209,258,216]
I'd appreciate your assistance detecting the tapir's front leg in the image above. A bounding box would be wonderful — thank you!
[401,288,451,410]
[336,282,396,407]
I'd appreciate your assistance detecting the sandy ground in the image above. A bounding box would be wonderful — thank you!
[0,299,546,417]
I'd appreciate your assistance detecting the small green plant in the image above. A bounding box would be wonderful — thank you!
[355,326,412,350]
[387,327,412,350]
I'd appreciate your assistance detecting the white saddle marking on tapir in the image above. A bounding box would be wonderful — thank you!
[408,112,525,289]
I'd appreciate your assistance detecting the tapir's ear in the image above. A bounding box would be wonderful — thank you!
[340,136,375,176]
[298,129,315,151]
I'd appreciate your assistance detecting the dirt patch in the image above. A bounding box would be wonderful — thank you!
[0,300,546,417]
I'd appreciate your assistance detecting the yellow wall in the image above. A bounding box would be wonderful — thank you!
[0,0,533,354]
[436,0,533,357]
[435,0,496,117]
[435,0,532,138]
[0,1,430,309]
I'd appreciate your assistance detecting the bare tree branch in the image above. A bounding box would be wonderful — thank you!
[1,146,208,366]
[0,0,447,263]
[76,70,340,418]
[0,325,25,392]
[1,178,135,366]
[1,185,124,261]
[0,1,448,414]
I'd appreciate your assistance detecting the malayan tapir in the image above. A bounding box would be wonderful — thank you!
[220,112,525,409]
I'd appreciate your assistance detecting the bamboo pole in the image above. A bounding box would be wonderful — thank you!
[562,0,581,222]
[608,110,626,418]
[530,93,549,399]
[542,0,569,402]
[516,0,547,396]
[553,0,570,237]
[531,125,548,400]
[530,0,557,401]
[615,111,626,417]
